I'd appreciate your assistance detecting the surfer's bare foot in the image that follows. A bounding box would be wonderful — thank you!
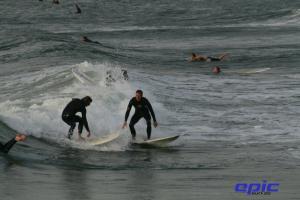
[219,53,229,60]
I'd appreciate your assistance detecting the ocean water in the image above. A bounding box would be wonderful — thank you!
[0,0,300,199]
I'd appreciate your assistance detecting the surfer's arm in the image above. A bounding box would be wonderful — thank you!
[146,99,157,122]
[81,109,90,133]
[124,100,133,122]
[122,100,133,129]
[0,142,4,152]
[1,138,17,153]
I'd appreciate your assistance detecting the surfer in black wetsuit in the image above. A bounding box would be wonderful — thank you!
[189,53,229,62]
[62,96,92,139]
[122,69,129,80]
[0,134,26,154]
[81,36,100,44]
[75,4,81,14]
[122,90,158,140]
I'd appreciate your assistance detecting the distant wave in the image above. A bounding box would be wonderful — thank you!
[37,8,298,35]
[49,25,197,34]
[244,8,300,27]
[281,74,300,79]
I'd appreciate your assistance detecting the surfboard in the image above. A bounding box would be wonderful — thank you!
[72,67,95,84]
[237,67,271,75]
[80,132,120,146]
[226,67,271,75]
[132,135,180,146]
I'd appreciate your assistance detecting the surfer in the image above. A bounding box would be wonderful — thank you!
[81,36,100,44]
[62,96,92,139]
[105,74,115,86]
[122,90,158,140]
[105,70,115,87]
[75,4,81,14]
[0,134,26,154]
[53,0,59,4]
[190,53,229,62]
[122,69,129,80]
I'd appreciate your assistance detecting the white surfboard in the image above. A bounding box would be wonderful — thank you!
[237,67,271,75]
[72,67,95,84]
[132,135,180,146]
[226,67,271,75]
[80,132,120,146]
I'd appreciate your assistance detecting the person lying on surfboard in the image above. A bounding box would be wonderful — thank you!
[62,96,92,139]
[122,90,158,140]
[189,53,229,62]
[81,36,101,44]
[0,134,26,154]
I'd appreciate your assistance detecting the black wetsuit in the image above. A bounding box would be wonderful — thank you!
[125,97,156,139]
[62,98,90,136]
[0,138,17,153]
[83,38,100,44]
[75,4,81,14]
[207,56,221,61]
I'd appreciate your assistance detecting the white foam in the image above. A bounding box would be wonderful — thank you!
[0,61,170,151]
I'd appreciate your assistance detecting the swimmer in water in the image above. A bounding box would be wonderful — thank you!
[212,66,221,74]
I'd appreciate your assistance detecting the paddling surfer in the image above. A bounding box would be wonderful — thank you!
[190,53,229,62]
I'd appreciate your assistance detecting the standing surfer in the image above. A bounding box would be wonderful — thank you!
[62,96,92,139]
[122,90,158,140]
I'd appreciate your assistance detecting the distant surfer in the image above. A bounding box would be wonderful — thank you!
[62,96,92,139]
[81,36,100,44]
[53,0,59,4]
[105,70,128,86]
[122,69,129,80]
[0,134,26,154]
[122,90,158,140]
[190,53,229,62]
[75,4,81,14]
[212,66,221,74]
[105,71,116,87]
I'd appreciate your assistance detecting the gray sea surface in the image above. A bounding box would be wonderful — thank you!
[0,0,300,199]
